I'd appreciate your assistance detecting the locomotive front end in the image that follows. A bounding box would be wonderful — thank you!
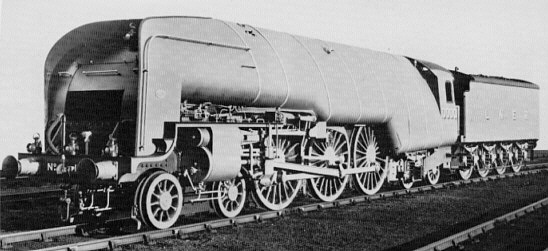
[2,20,141,182]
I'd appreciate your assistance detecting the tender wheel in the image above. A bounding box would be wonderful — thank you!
[212,176,246,218]
[352,126,387,195]
[307,128,350,202]
[476,149,490,178]
[458,167,473,180]
[510,147,523,173]
[493,158,506,175]
[138,172,183,229]
[425,165,441,185]
[494,150,506,175]
[252,138,302,211]
[476,162,489,178]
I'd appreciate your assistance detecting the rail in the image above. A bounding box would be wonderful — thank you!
[1,163,546,250]
[414,196,548,251]
[0,225,79,249]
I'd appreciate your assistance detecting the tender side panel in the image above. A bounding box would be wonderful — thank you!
[464,81,539,142]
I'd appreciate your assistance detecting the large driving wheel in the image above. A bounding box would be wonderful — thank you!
[307,128,350,202]
[352,126,387,195]
[212,176,246,218]
[252,138,302,211]
[458,166,473,180]
[138,172,183,229]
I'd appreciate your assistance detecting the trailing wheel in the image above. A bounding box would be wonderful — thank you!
[252,138,302,210]
[307,128,350,202]
[399,178,413,189]
[138,172,183,229]
[352,126,387,195]
[398,160,414,189]
[212,176,246,218]
[425,165,441,185]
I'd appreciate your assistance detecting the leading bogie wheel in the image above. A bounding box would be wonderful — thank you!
[138,172,183,229]
[252,138,302,211]
[307,128,350,202]
[352,126,387,195]
[212,176,247,218]
[425,165,441,185]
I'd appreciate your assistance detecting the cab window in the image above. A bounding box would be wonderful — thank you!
[445,81,454,103]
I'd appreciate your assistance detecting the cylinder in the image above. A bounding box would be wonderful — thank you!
[180,147,212,183]
[178,127,211,148]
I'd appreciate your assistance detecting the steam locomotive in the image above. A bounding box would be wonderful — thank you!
[1,17,539,229]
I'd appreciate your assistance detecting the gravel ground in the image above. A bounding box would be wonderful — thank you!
[121,172,548,251]
[450,206,548,251]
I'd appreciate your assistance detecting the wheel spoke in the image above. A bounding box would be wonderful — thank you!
[278,184,283,204]
[140,173,183,229]
[167,184,174,194]
[353,127,387,195]
[282,182,289,200]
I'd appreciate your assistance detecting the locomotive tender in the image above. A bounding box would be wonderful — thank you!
[1,17,539,229]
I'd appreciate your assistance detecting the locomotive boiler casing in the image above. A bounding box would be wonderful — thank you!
[135,17,457,156]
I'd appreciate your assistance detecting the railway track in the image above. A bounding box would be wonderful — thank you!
[415,196,548,251]
[1,162,547,250]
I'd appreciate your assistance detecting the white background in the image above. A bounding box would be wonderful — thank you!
[0,0,546,160]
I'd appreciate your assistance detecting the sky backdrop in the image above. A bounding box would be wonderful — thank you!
[0,0,546,160]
